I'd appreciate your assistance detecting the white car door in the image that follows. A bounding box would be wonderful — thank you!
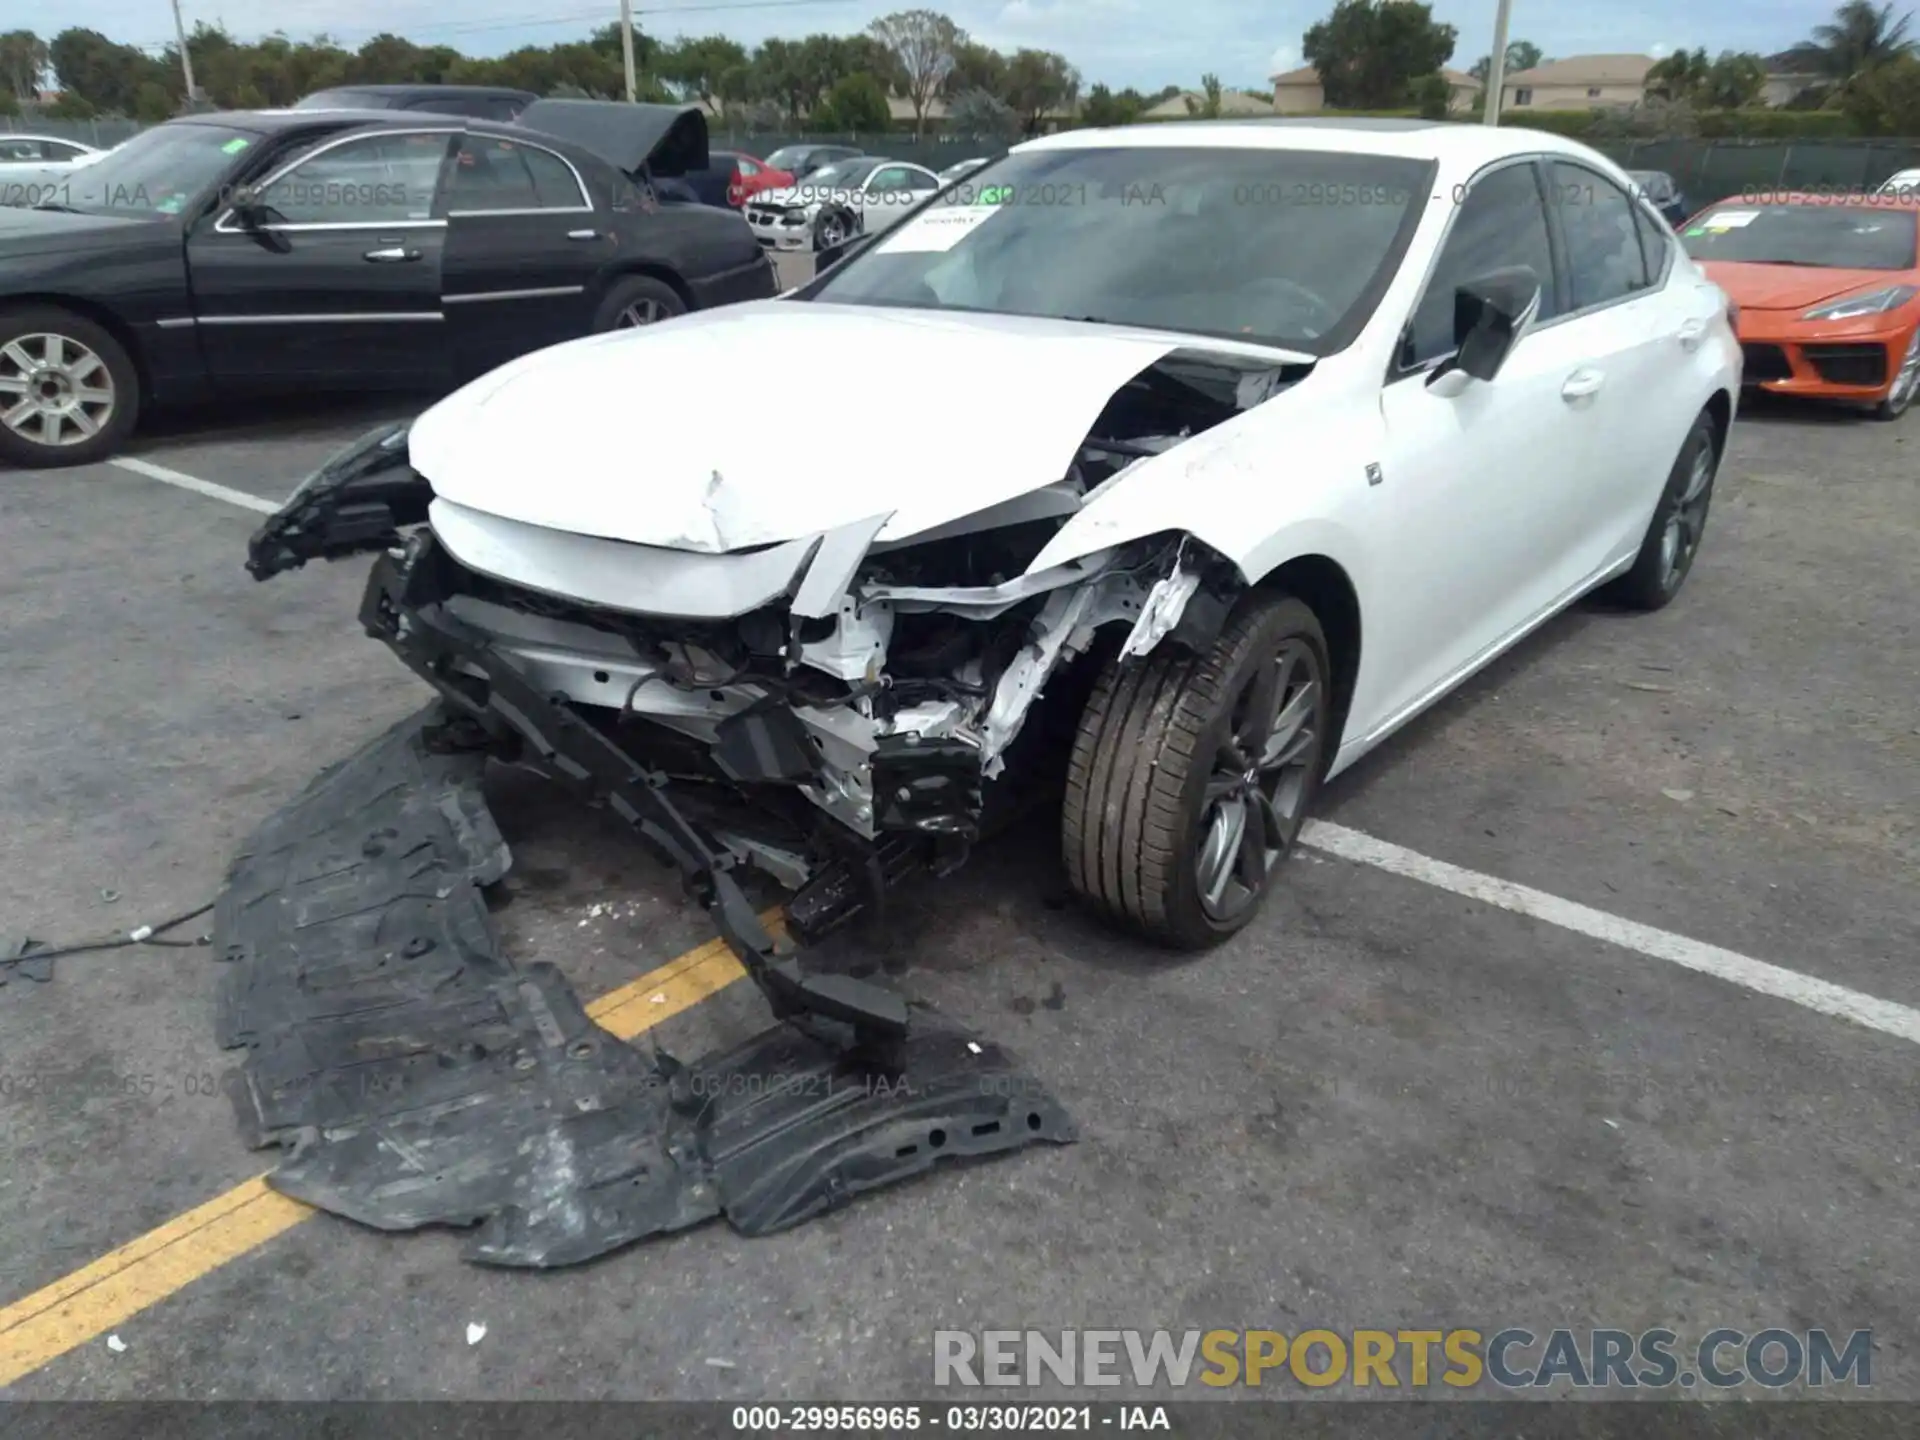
[1369,157,1610,732]
[1543,159,1703,575]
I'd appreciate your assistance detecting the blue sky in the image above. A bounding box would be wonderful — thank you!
[58,0,1849,93]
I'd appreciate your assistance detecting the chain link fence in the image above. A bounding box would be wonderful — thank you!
[8,116,1918,202]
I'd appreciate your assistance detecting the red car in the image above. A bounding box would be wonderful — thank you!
[720,151,793,208]
[1678,192,1920,421]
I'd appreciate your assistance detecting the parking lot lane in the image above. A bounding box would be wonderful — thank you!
[1317,405,1920,1008]
[11,824,1917,1399]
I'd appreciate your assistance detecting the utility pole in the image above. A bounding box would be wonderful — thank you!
[171,0,200,107]
[618,0,638,102]
[1482,0,1513,126]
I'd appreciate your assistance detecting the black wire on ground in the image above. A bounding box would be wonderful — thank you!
[5,899,217,966]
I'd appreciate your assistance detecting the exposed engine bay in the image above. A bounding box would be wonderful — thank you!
[227,344,1305,1264]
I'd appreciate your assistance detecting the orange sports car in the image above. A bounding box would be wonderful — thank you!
[1677,192,1920,420]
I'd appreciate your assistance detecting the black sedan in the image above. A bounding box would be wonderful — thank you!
[0,100,777,468]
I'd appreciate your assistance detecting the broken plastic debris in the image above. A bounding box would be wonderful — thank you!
[466,1323,487,1345]
[704,1357,737,1369]
[1603,1119,1620,1130]
[129,925,154,943]
[106,1334,127,1353]
[650,992,667,1005]
[966,1041,982,1054]
[1661,788,1696,803]
[101,889,121,904]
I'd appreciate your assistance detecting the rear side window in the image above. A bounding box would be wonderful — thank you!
[1405,161,1559,366]
[1631,203,1672,285]
[1552,162,1651,310]
[447,135,587,211]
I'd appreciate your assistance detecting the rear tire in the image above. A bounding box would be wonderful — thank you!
[1600,410,1719,612]
[1062,592,1331,950]
[591,275,686,332]
[0,306,140,469]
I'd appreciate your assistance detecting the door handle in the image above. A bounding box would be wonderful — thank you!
[1561,368,1606,400]
[1677,318,1708,351]
[566,229,600,240]
[363,246,421,262]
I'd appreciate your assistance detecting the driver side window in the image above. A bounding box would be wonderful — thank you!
[867,165,912,194]
[1404,161,1559,368]
[250,131,453,226]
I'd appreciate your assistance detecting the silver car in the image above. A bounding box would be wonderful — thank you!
[745,156,942,253]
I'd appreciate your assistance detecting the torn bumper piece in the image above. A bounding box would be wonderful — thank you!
[212,694,1073,1268]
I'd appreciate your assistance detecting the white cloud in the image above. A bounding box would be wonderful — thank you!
[1268,44,1298,76]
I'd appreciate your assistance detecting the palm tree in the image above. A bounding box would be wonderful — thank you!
[1784,0,1915,80]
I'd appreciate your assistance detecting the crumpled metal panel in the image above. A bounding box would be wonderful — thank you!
[212,706,1075,1267]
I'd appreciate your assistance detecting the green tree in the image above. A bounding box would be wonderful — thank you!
[659,34,748,111]
[1700,51,1769,107]
[868,9,964,137]
[1184,72,1224,117]
[1303,0,1457,109]
[815,72,890,131]
[1469,39,1542,81]
[1409,70,1451,117]
[1839,50,1920,130]
[0,29,49,103]
[1080,81,1144,126]
[1003,47,1078,133]
[1647,47,1712,101]
[49,27,170,113]
[945,39,1007,99]
[1784,0,1915,81]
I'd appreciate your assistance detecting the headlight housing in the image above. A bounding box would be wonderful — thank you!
[1802,285,1918,321]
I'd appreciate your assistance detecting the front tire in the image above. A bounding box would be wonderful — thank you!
[815,209,854,251]
[1600,410,1719,612]
[0,307,140,468]
[1062,593,1330,949]
[1872,327,1920,421]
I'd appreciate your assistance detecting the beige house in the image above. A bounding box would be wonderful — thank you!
[1268,64,1483,114]
[1761,50,1825,107]
[1500,54,1654,111]
[1143,87,1278,119]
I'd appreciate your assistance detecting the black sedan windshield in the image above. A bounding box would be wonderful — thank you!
[1681,203,1919,269]
[39,121,260,217]
[805,146,1433,354]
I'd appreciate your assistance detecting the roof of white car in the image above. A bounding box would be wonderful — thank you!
[1018,117,1606,166]
[1,134,101,150]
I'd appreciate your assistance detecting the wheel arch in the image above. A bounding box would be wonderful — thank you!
[0,292,152,403]
[1702,387,1733,457]
[1250,553,1363,761]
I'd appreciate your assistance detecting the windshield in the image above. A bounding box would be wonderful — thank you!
[31,121,260,216]
[804,145,1433,355]
[1680,203,1918,269]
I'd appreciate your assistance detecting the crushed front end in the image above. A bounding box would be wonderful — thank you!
[225,342,1297,1265]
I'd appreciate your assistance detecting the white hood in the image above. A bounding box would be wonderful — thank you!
[409,301,1282,554]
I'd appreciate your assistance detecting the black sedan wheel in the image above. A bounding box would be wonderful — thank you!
[0,308,140,469]
[591,276,686,333]
[1062,593,1331,949]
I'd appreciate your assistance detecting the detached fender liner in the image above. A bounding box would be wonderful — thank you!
[211,699,1074,1269]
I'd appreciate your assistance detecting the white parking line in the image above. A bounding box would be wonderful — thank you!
[109,456,281,516]
[1302,821,1920,1046]
[107,453,1920,1050]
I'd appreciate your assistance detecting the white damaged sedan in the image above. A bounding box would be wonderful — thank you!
[251,117,1741,970]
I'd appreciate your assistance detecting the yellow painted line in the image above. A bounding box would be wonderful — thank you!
[0,908,780,1387]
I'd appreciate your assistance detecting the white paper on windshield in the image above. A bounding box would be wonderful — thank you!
[1702,210,1759,229]
[877,206,998,254]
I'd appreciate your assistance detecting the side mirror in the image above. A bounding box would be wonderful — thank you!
[226,183,266,227]
[1428,265,1541,395]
